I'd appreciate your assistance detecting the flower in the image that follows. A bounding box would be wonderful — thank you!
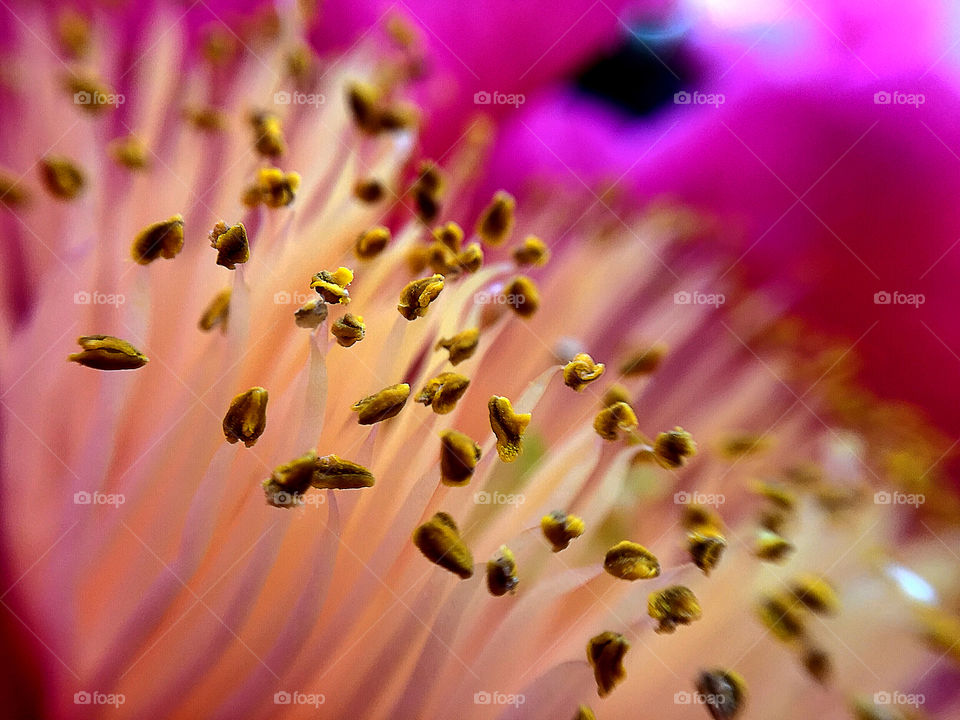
[1,3,959,720]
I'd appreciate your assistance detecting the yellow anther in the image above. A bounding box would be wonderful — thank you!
[503,275,540,317]
[198,288,231,333]
[648,585,703,633]
[488,395,530,463]
[68,335,148,371]
[39,156,84,200]
[223,387,268,447]
[208,221,249,269]
[653,427,697,468]
[312,454,375,489]
[311,267,354,304]
[435,328,480,365]
[331,314,365,347]
[486,545,519,596]
[355,226,391,259]
[541,511,585,552]
[563,353,606,392]
[412,512,474,579]
[586,631,630,697]
[398,274,444,320]
[593,401,638,441]
[477,190,516,246]
[619,342,667,376]
[352,383,410,425]
[603,541,661,580]
[416,372,470,414]
[439,429,482,486]
[132,215,185,265]
[513,235,550,266]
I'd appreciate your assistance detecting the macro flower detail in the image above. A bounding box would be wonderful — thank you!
[2,3,959,720]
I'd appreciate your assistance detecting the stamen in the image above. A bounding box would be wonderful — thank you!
[477,190,516,246]
[754,528,794,563]
[66,74,115,114]
[262,450,316,507]
[352,383,410,424]
[648,585,703,633]
[563,353,606,392]
[222,387,268,447]
[249,110,285,157]
[244,167,300,208]
[435,328,480,365]
[604,541,661,580]
[353,178,386,204]
[457,243,484,273]
[412,512,474,579]
[131,215,185,265]
[720,432,770,458]
[540,511,585,552]
[208,221,249,269]
[503,275,540,317]
[108,136,149,170]
[593,401,638,441]
[184,106,227,132]
[586,631,630,697]
[488,395,531,463]
[355,226,390,260]
[573,705,596,720]
[752,480,796,511]
[0,173,28,206]
[398,274,444,320]
[802,646,831,683]
[694,669,746,720]
[512,235,550,266]
[427,240,458,275]
[619,342,668,376]
[439,429,482,486]
[432,222,464,252]
[411,161,444,223]
[39,156,84,200]
[416,372,470,414]
[313,454,375,489]
[757,593,804,641]
[788,574,839,615]
[57,9,90,58]
[331,314,365,347]
[601,384,631,407]
[294,298,329,329]
[486,545,519,596]
[311,267,354,304]
[653,427,697,468]
[198,288,231,333]
[68,335,148,371]
[687,526,727,576]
